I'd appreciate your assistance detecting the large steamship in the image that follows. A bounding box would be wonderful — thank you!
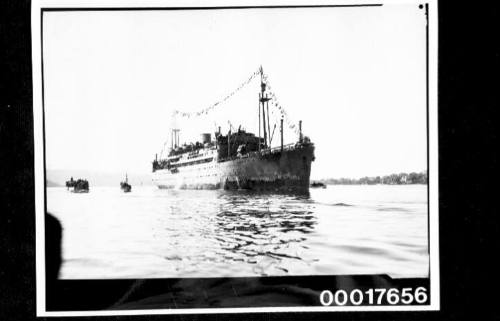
[151,68,315,192]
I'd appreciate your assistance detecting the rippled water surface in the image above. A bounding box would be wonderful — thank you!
[47,185,429,279]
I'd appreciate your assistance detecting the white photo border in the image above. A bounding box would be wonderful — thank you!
[33,0,440,316]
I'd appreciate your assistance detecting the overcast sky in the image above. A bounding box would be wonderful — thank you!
[43,4,427,179]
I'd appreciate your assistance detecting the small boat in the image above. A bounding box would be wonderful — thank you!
[120,173,132,193]
[310,181,326,189]
[65,177,90,193]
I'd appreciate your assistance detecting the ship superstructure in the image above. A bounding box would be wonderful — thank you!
[152,67,315,192]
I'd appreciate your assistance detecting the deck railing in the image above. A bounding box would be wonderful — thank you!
[156,142,312,168]
[218,142,307,162]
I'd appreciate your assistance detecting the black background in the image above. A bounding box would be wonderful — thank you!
[1,1,498,320]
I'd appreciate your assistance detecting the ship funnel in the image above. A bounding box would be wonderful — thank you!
[201,133,211,144]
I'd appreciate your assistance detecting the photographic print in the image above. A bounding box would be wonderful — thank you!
[33,0,439,315]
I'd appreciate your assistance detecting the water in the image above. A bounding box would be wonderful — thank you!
[47,185,429,279]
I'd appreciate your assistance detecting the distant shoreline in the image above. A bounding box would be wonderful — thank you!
[47,170,427,187]
[315,171,428,186]
[317,182,427,186]
[45,169,153,188]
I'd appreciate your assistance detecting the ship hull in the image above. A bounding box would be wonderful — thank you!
[152,144,314,192]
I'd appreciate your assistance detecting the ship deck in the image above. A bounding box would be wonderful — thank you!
[217,142,309,163]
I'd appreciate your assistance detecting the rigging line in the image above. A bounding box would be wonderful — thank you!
[261,72,300,135]
[159,141,168,159]
[264,91,299,134]
[269,123,277,145]
[172,68,261,119]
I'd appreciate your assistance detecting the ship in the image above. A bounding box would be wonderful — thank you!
[310,181,327,189]
[151,68,315,193]
[65,177,89,193]
[120,174,132,193]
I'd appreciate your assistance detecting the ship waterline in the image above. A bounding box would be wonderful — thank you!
[152,143,315,192]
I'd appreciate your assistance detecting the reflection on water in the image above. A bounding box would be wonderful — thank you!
[47,185,429,279]
[214,193,316,275]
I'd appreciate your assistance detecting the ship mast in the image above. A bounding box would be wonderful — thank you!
[171,128,180,150]
[258,90,261,152]
[259,66,271,149]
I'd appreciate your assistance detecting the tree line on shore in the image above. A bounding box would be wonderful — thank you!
[320,171,428,185]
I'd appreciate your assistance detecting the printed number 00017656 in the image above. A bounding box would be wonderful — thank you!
[319,287,428,306]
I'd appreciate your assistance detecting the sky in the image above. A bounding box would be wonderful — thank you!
[43,4,428,179]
